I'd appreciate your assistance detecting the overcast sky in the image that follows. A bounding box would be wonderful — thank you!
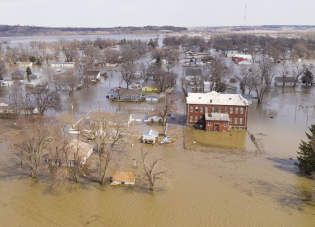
[1,0,314,28]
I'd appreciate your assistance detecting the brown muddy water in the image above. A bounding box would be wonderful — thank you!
[1,72,315,226]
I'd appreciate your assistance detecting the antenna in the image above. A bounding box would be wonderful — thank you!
[244,4,247,30]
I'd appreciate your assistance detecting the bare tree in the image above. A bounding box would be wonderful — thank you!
[120,64,136,89]
[152,67,177,92]
[156,94,177,125]
[140,149,168,191]
[292,63,306,87]
[89,113,126,184]
[11,118,54,178]
[209,57,231,92]
[0,60,7,80]
[251,59,275,105]
[139,63,150,83]
[279,64,290,88]
[30,84,61,115]
[234,65,251,94]
[57,39,79,62]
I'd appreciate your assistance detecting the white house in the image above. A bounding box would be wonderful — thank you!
[17,62,32,67]
[51,62,75,68]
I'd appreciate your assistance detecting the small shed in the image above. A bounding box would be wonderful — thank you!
[111,172,135,185]
[142,129,159,144]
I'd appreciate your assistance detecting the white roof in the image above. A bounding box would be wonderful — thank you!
[186,91,248,106]
[205,113,230,121]
[142,129,159,137]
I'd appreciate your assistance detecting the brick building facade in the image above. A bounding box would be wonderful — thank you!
[186,91,249,130]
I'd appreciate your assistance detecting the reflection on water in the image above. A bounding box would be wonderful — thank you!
[194,129,249,150]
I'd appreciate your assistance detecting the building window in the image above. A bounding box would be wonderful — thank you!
[225,107,228,113]
[214,107,219,113]
[210,99,212,103]
[230,107,233,114]
[235,118,238,124]
[195,106,198,112]
[230,118,233,123]
[200,107,203,113]
[240,108,244,114]
[195,116,198,122]
[212,107,214,113]
[205,107,208,113]
[190,116,193,122]
[235,108,239,114]
[240,118,243,124]
[208,122,211,126]
[190,106,193,113]
[224,123,227,127]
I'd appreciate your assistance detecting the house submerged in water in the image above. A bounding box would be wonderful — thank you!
[107,88,143,102]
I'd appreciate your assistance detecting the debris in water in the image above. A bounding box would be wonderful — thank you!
[86,215,100,224]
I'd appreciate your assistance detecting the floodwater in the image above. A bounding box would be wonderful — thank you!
[0,39,315,226]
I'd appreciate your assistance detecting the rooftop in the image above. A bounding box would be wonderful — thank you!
[66,139,93,160]
[115,88,142,96]
[205,113,230,121]
[186,91,248,106]
[142,129,159,137]
[112,172,135,182]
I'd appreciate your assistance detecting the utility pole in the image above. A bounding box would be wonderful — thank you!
[244,4,247,30]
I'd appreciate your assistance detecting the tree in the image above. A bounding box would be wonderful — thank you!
[26,66,32,76]
[301,68,315,86]
[234,65,251,94]
[297,124,315,175]
[156,94,177,126]
[140,149,168,191]
[291,63,306,88]
[251,58,275,105]
[209,57,231,92]
[11,118,53,178]
[0,60,7,80]
[89,113,126,184]
[29,56,36,62]
[139,63,150,83]
[30,84,61,115]
[279,64,290,88]
[120,64,136,89]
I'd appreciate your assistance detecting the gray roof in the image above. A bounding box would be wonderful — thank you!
[205,113,230,121]
[142,129,159,137]
[12,70,25,76]
[118,88,142,96]
[184,67,202,76]
[275,77,295,83]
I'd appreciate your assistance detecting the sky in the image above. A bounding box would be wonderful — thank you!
[0,0,315,28]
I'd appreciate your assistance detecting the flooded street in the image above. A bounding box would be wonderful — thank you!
[0,36,315,226]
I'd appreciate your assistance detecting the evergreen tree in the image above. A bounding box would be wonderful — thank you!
[301,69,314,86]
[297,124,315,175]
[26,66,32,76]
[156,56,162,67]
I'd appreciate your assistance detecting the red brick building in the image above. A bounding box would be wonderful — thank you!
[205,113,230,132]
[186,91,249,130]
